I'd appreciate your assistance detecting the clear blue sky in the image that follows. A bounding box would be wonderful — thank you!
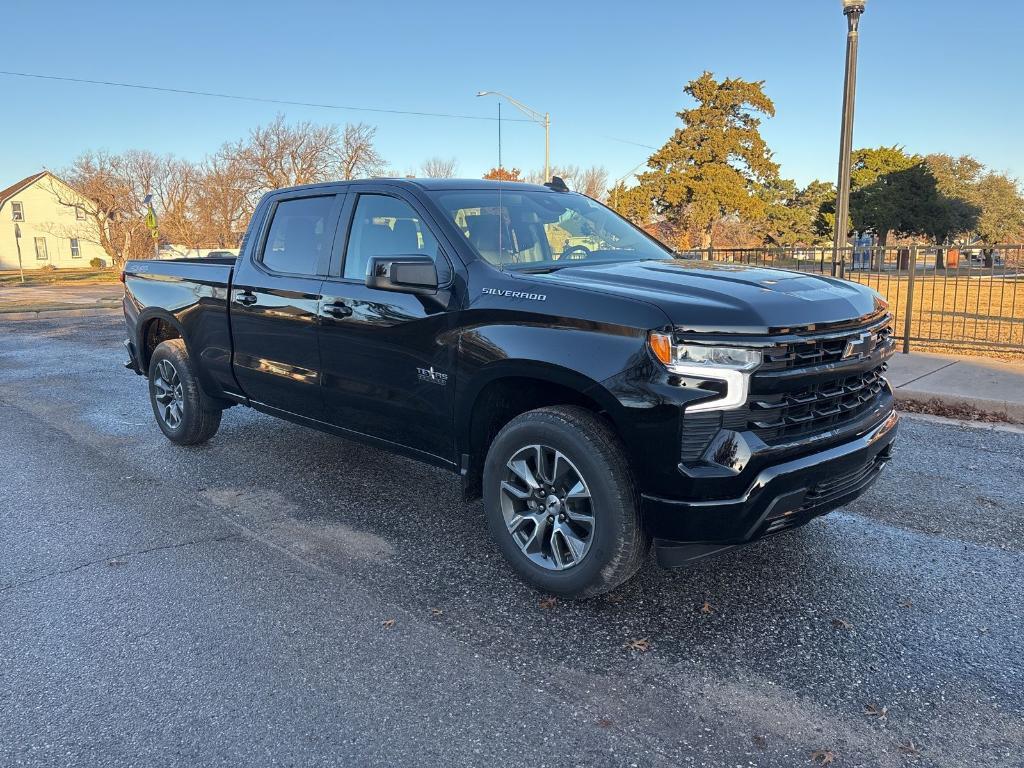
[2,0,1021,189]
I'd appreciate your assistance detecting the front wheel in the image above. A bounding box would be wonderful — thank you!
[482,406,649,598]
[148,339,222,445]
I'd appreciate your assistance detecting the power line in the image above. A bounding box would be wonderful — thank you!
[0,69,659,159]
[0,69,530,123]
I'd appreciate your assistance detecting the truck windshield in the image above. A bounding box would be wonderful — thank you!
[428,189,672,271]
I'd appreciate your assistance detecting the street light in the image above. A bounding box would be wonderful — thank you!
[832,0,866,278]
[477,91,551,182]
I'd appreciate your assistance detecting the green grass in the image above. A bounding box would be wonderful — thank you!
[0,268,120,286]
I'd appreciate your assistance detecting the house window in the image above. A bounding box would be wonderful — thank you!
[70,238,81,258]
[34,237,49,261]
[12,201,24,221]
[76,207,86,220]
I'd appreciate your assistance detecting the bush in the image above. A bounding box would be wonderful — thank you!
[39,264,58,272]
[89,257,105,269]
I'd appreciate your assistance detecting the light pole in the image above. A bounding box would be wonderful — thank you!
[477,91,550,181]
[832,0,866,279]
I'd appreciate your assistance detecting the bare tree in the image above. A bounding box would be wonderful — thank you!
[48,151,156,265]
[574,166,610,201]
[527,165,608,200]
[336,122,387,180]
[156,156,203,250]
[420,156,458,178]
[195,142,252,248]
[240,114,342,190]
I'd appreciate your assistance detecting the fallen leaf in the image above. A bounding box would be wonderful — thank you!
[699,601,715,614]
[897,740,921,757]
[624,637,651,653]
[864,703,889,719]
[106,559,128,567]
[832,618,854,631]
[429,607,443,617]
[752,734,767,749]
[810,748,836,765]
[605,593,625,605]
[596,718,613,728]
[539,596,558,610]
[381,619,396,630]
[900,599,913,609]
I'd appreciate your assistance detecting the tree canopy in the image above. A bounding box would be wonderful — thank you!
[635,72,781,248]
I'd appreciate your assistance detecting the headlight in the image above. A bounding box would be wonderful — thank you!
[648,334,762,372]
[674,344,761,371]
[648,333,762,412]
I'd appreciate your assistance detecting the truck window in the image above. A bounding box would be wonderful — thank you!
[344,195,450,282]
[260,195,335,275]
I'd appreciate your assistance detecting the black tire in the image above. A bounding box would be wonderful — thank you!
[148,339,222,445]
[483,405,649,599]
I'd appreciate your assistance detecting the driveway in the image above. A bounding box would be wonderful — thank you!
[1,315,1021,767]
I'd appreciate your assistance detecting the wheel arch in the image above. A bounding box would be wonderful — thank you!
[457,361,626,500]
[136,308,189,375]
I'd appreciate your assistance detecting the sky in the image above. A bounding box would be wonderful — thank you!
[2,0,1022,191]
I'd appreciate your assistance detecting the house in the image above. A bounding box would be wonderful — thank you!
[0,171,109,271]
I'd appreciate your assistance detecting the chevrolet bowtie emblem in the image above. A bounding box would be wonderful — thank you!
[842,331,874,360]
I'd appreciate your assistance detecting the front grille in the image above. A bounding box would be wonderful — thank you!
[747,365,888,444]
[760,323,893,371]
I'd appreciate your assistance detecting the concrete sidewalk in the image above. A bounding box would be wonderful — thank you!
[886,351,1024,422]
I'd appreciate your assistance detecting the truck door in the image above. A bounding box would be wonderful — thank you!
[317,188,458,464]
[230,191,343,418]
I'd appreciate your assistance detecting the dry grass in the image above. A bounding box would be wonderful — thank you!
[0,268,119,287]
[845,271,1024,361]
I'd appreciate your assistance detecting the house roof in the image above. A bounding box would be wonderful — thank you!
[0,171,51,206]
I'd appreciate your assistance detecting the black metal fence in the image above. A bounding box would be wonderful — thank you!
[678,245,1024,358]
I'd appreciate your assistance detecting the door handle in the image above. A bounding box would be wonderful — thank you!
[322,301,352,318]
[235,290,258,306]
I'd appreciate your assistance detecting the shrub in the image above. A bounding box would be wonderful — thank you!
[39,263,58,272]
[89,257,105,269]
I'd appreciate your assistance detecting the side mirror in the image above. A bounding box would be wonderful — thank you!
[366,255,439,295]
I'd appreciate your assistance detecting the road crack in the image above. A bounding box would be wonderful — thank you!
[0,534,242,596]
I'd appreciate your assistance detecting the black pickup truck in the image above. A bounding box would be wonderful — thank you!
[122,178,898,597]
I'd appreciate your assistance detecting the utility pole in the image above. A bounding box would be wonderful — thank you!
[832,0,867,279]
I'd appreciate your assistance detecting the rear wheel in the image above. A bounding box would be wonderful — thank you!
[483,406,648,598]
[148,339,222,445]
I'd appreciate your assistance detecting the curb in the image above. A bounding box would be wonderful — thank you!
[0,306,122,321]
[892,388,1024,425]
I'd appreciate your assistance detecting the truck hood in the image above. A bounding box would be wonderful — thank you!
[534,259,882,333]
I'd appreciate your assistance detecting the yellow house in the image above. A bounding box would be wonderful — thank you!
[0,171,110,271]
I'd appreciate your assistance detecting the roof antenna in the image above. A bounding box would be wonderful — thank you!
[544,175,569,192]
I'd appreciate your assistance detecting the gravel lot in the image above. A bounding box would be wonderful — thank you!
[1,314,1021,767]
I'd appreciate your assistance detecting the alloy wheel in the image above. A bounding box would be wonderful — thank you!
[498,444,595,571]
[152,359,185,429]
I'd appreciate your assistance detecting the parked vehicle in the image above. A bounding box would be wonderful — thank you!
[121,179,899,598]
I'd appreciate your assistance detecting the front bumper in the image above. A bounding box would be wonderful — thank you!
[644,408,899,567]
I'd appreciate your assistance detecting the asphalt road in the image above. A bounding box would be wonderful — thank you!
[1,314,1021,767]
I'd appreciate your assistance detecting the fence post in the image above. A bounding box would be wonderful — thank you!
[902,244,918,354]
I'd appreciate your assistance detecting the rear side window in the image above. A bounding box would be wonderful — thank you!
[260,196,335,275]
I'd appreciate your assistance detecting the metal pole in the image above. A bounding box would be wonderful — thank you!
[832,3,864,279]
[902,244,918,354]
[544,113,550,182]
[14,223,25,283]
